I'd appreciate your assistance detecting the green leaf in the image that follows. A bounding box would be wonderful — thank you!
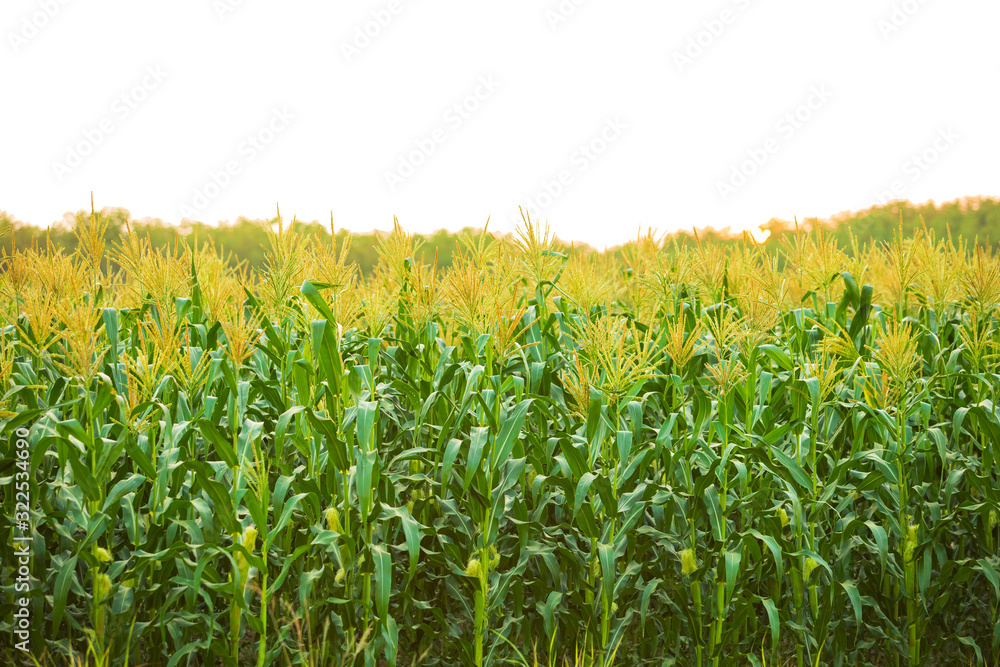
[492,398,533,471]
[101,474,146,514]
[976,559,1000,598]
[382,616,399,667]
[441,438,462,499]
[747,529,783,581]
[381,505,424,579]
[266,493,308,550]
[196,418,237,468]
[311,318,344,400]
[52,556,78,634]
[356,400,379,452]
[724,549,741,604]
[759,344,793,372]
[841,581,863,634]
[598,542,615,605]
[67,451,101,502]
[704,485,724,542]
[760,596,780,648]
[194,470,239,535]
[374,545,392,621]
[464,426,489,491]
[356,448,379,522]
[770,446,812,490]
[865,520,889,581]
[573,472,597,518]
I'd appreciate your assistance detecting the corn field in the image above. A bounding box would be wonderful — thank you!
[1,210,1000,666]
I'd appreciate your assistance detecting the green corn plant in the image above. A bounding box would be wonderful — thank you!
[6,211,1000,666]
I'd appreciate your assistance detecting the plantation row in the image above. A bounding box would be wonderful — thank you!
[1,213,999,666]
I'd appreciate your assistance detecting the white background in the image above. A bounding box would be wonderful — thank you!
[1,0,997,247]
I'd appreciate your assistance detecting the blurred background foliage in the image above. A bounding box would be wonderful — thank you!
[2,196,998,275]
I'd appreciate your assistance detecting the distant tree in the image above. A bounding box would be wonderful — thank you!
[3,198,999,274]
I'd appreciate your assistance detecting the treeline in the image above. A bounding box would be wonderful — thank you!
[0,210,475,276]
[762,196,1000,249]
[2,197,998,275]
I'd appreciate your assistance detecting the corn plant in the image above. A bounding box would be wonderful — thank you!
[2,209,1000,667]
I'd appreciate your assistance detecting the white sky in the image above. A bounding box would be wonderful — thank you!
[1,0,997,248]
